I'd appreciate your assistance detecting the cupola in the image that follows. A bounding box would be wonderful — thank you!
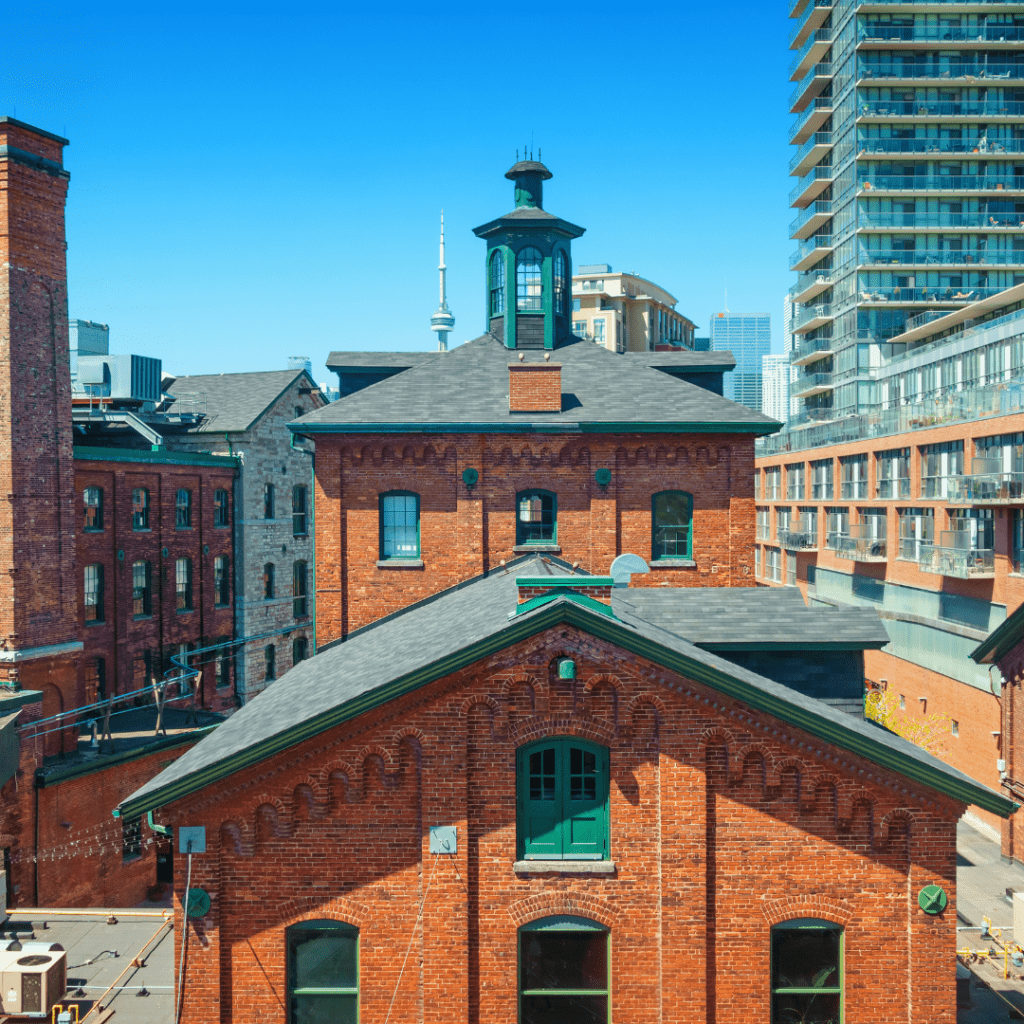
[472,155,586,352]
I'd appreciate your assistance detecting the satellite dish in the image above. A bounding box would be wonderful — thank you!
[610,553,650,587]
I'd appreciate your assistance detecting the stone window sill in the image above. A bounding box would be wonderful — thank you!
[376,559,424,569]
[513,860,616,875]
[512,545,561,554]
[84,619,105,628]
[650,559,696,569]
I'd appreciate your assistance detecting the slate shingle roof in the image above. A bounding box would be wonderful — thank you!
[164,370,309,433]
[625,351,737,371]
[296,333,780,434]
[119,556,1012,820]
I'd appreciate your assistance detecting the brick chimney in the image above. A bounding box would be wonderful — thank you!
[509,362,562,413]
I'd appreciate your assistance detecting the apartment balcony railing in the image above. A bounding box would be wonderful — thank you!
[790,233,834,271]
[789,0,809,17]
[790,97,834,145]
[859,100,1024,119]
[858,24,1024,44]
[859,211,1024,230]
[790,61,833,112]
[858,62,1024,82]
[792,335,836,366]
[791,372,833,398]
[790,165,834,207]
[779,526,818,551]
[790,28,833,80]
[858,286,1004,304]
[946,471,1024,504]
[918,542,995,579]
[790,270,833,304]
[858,174,1024,194]
[858,248,1024,268]
[835,527,887,563]
[903,309,954,332]
[790,131,834,175]
[789,0,833,48]
[790,200,833,239]
[794,303,834,333]
[857,137,1024,157]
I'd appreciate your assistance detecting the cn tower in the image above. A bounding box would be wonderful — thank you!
[430,211,456,351]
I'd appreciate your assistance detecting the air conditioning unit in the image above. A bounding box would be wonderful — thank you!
[0,947,67,1017]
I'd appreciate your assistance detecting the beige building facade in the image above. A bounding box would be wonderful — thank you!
[572,263,696,353]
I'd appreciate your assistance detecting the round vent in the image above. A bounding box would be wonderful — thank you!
[186,887,211,919]
[462,467,479,489]
[17,955,51,966]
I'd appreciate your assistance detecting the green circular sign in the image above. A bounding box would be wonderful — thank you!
[186,887,211,919]
[462,467,479,488]
[595,468,612,488]
[918,884,947,915]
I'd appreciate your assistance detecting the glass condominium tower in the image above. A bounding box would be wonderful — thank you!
[710,311,772,411]
[787,0,1024,425]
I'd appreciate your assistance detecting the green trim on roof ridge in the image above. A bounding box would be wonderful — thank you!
[291,420,781,437]
[115,600,1017,823]
[512,591,618,619]
[972,602,1024,666]
[73,446,239,468]
[516,577,615,588]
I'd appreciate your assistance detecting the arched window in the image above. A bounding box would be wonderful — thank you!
[519,916,609,1024]
[516,247,544,311]
[293,635,309,664]
[516,737,609,860]
[293,560,308,618]
[652,491,693,561]
[264,483,275,520]
[771,919,843,1023]
[286,920,358,1022]
[490,249,506,317]
[554,250,567,315]
[264,562,275,600]
[380,491,420,559]
[83,487,103,531]
[516,490,556,546]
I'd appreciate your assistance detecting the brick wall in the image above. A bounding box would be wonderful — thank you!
[165,624,963,1024]
[508,362,562,412]
[315,431,756,639]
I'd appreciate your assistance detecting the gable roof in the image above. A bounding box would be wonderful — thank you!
[972,600,1024,665]
[118,557,1015,821]
[626,351,737,373]
[294,333,780,436]
[325,351,440,372]
[163,369,314,433]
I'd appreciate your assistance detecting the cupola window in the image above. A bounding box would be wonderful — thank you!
[517,247,544,311]
[490,250,506,317]
[554,251,567,315]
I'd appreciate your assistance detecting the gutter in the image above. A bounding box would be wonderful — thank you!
[289,420,782,437]
[291,432,316,654]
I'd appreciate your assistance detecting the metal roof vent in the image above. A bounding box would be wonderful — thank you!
[610,553,650,588]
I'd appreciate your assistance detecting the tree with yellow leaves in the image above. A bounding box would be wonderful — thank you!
[865,687,951,757]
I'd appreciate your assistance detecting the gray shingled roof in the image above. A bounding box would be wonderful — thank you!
[296,333,780,434]
[613,588,892,649]
[119,556,1012,820]
[164,370,309,433]
[325,351,440,372]
[626,351,737,371]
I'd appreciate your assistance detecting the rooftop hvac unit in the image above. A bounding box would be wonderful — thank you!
[0,948,67,1017]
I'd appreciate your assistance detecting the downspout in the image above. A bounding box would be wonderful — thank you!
[147,810,172,837]
[291,432,316,653]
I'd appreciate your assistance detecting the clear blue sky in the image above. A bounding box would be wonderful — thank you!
[6,2,795,380]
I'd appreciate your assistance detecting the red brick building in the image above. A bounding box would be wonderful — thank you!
[122,560,1014,1024]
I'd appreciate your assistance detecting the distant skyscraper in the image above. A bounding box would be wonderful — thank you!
[288,355,312,376]
[710,312,771,412]
[762,353,792,424]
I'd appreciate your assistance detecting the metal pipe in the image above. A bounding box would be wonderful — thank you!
[80,918,171,1021]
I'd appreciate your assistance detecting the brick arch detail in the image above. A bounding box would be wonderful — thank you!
[771,756,808,788]
[760,895,855,927]
[219,817,253,858]
[276,894,371,930]
[730,742,776,786]
[459,694,501,717]
[508,714,615,747]
[696,725,735,758]
[879,807,916,847]
[501,672,550,707]
[507,890,621,929]
[581,675,625,698]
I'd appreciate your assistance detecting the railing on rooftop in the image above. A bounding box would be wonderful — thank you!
[858,174,1024,193]
[859,100,1024,119]
[789,61,833,110]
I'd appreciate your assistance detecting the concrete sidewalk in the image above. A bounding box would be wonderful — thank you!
[957,815,1024,1021]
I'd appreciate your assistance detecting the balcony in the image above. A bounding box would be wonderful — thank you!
[791,270,833,304]
[857,62,1024,84]
[789,0,809,16]
[918,542,995,579]
[858,174,1024,195]
[790,97,834,146]
[790,28,833,80]
[792,335,835,365]
[790,61,833,113]
[790,131,834,175]
[857,286,1004,304]
[858,99,1024,120]
[857,136,1024,158]
[779,525,818,551]
[793,303,833,334]
[789,0,832,48]
[946,465,1024,505]
[857,248,1024,269]
[835,523,887,563]
[859,211,1024,231]
[790,234,834,271]
[790,166,834,208]
[858,25,1024,45]
[790,200,833,240]
[791,371,833,398]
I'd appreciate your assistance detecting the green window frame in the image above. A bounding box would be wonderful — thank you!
[516,490,557,547]
[519,916,609,1024]
[651,491,693,561]
[490,248,506,317]
[379,491,420,559]
[516,738,609,861]
[771,918,843,1024]
[286,919,359,1024]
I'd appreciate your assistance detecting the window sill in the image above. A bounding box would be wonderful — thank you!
[376,559,424,569]
[83,528,104,534]
[133,614,153,621]
[175,526,194,531]
[650,558,696,568]
[512,545,561,554]
[84,619,105,628]
[177,609,194,615]
[513,860,616,875]
[133,527,152,533]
